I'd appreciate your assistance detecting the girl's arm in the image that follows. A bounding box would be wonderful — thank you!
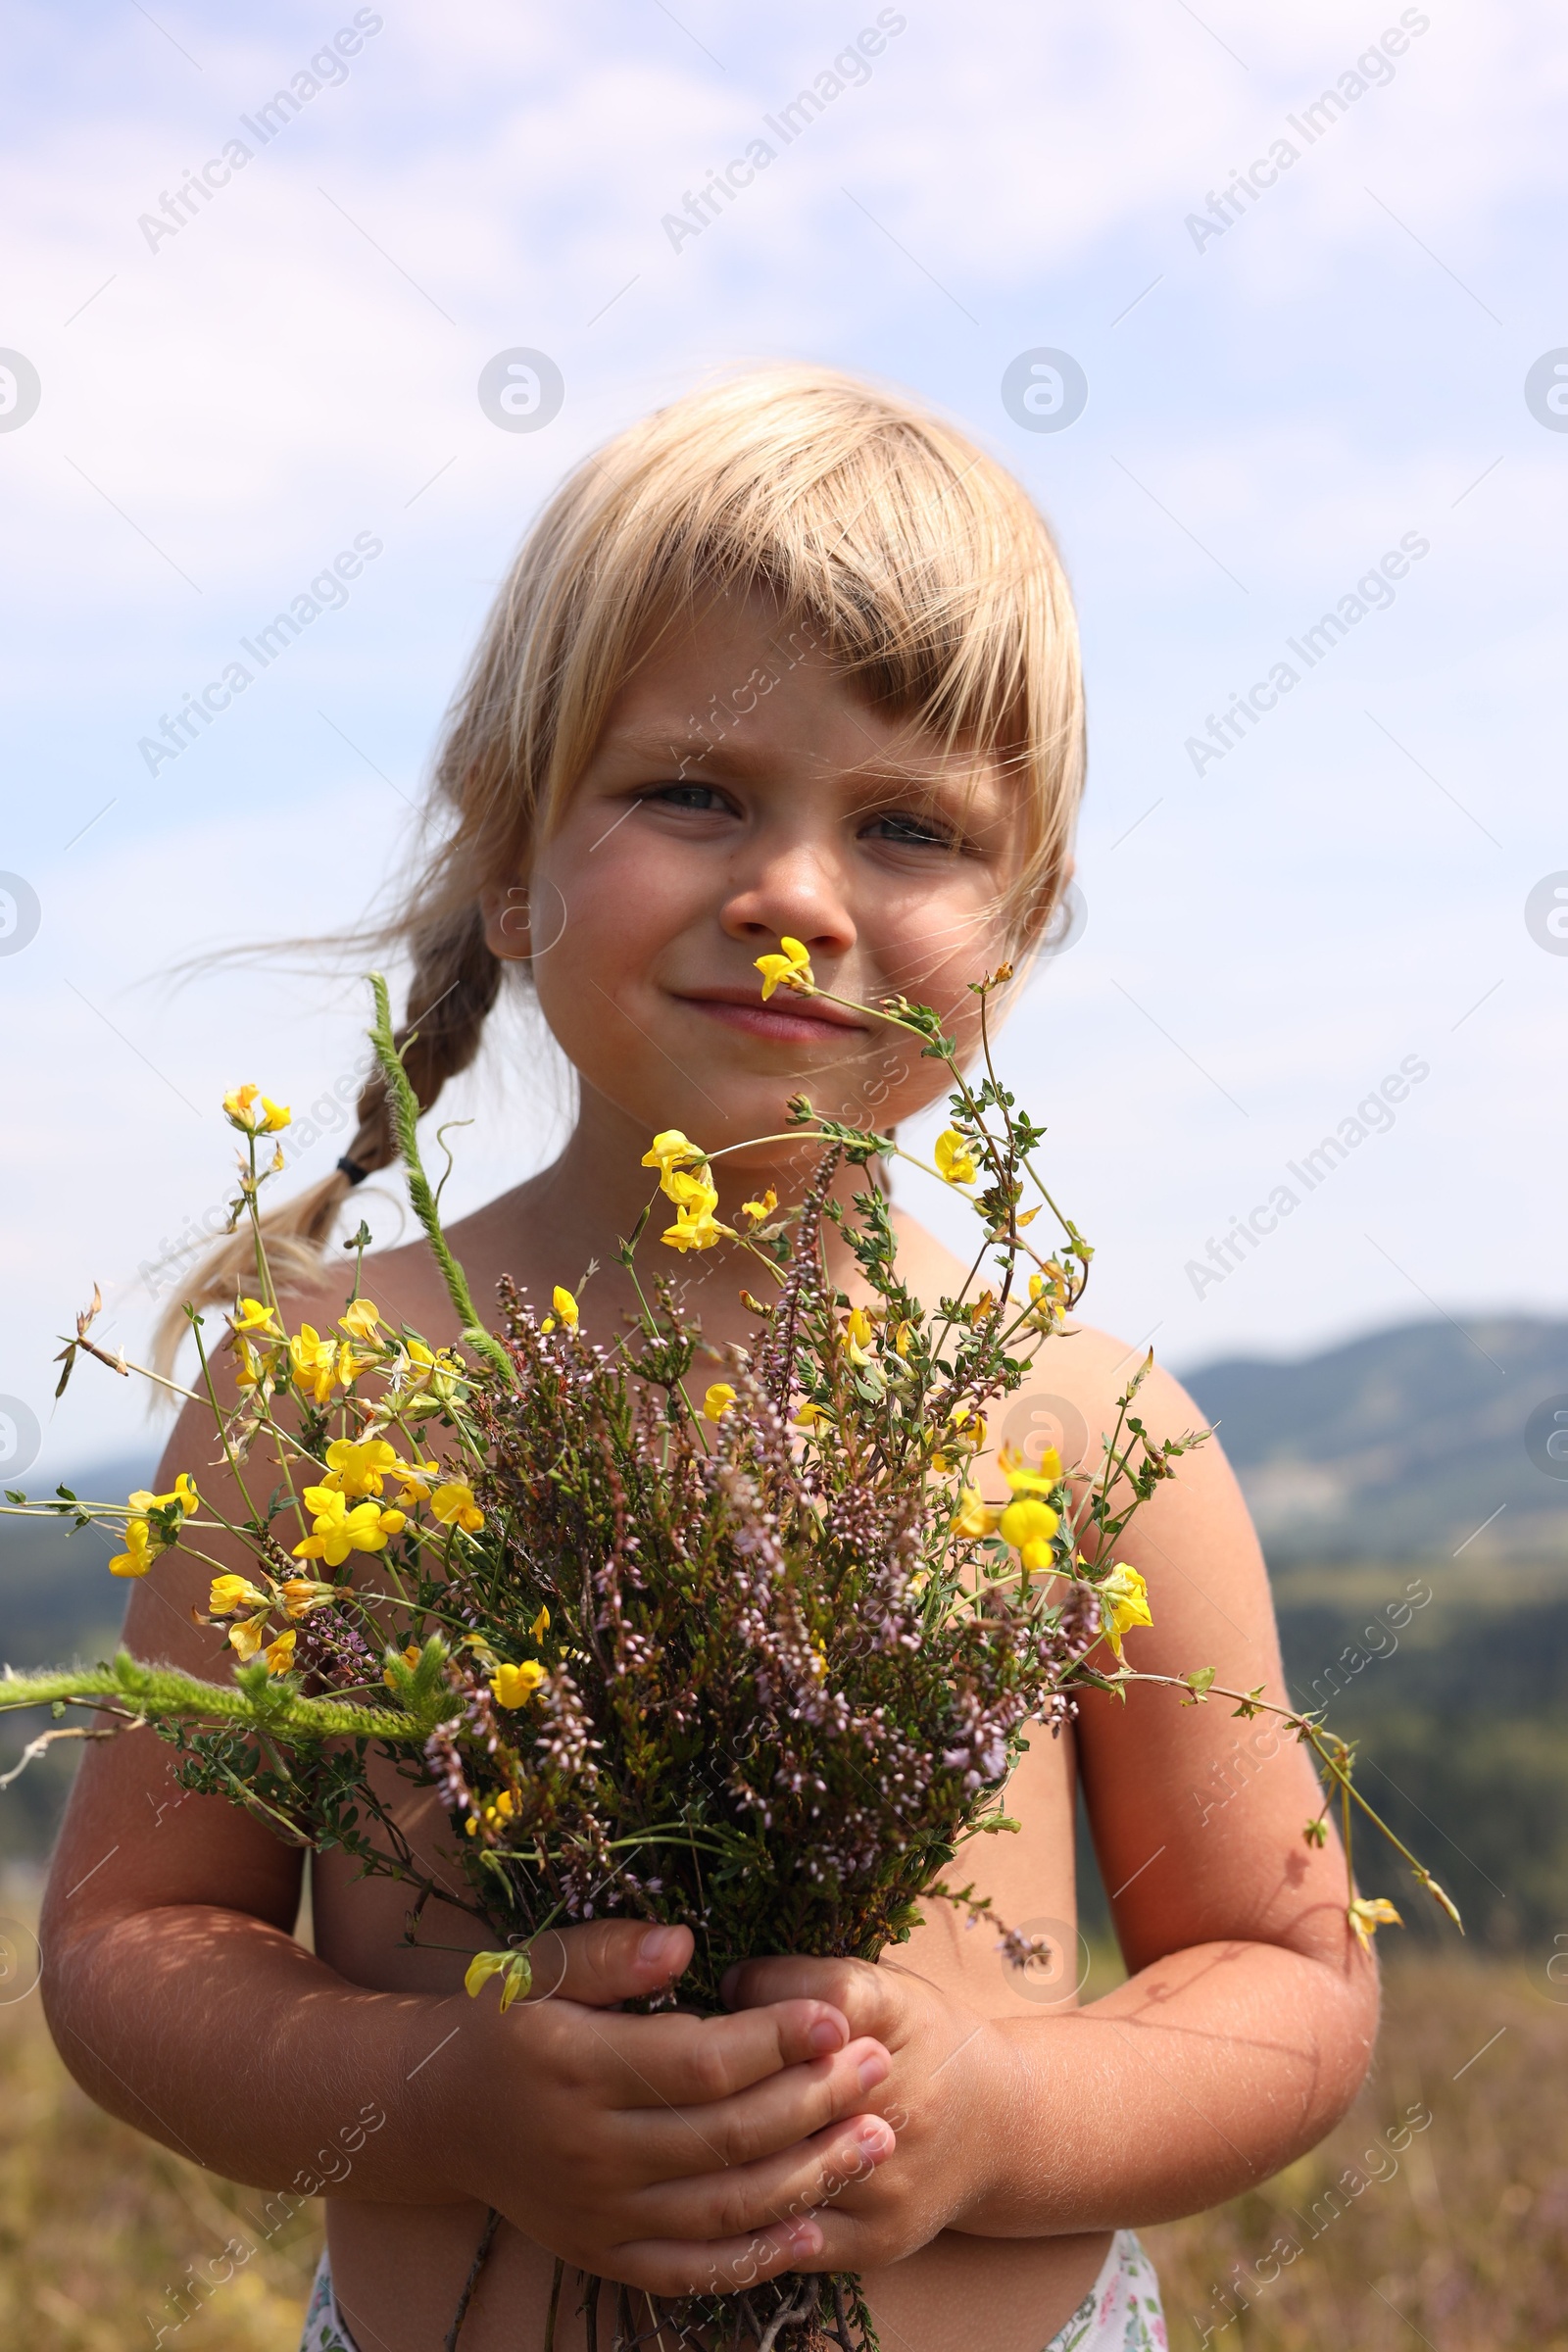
[724,1341,1382,2259]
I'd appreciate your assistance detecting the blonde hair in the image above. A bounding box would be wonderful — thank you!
[155,365,1084,1366]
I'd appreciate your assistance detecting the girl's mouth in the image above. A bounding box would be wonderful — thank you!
[673,990,869,1046]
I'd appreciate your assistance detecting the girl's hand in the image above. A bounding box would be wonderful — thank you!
[720,1954,1016,2272]
[439,1920,900,2294]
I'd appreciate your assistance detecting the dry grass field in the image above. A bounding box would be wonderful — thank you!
[1142,1950,1568,2350]
[0,1912,1562,2351]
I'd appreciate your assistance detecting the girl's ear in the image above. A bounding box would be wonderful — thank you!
[481,880,533,961]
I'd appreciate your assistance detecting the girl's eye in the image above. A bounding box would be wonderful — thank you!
[864,809,954,849]
[648,782,732,813]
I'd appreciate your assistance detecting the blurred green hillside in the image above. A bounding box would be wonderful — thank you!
[1183,1313,1568,1562]
[1175,1314,1568,1951]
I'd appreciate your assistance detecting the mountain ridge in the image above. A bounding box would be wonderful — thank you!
[1181,1313,1568,1562]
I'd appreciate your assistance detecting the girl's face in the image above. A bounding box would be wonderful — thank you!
[491,592,1027,1168]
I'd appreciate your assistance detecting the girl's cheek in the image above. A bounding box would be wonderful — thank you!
[533,843,688,1004]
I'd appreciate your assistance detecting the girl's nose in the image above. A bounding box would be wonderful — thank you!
[719,844,857,959]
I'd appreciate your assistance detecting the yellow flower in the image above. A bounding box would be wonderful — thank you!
[541,1279,582,1336]
[843,1306,875,1353]
[998,1496,1059,1572]
[754,936,815,1000]
[288,1324,356,1406]
[530,1604,550,1641]
[1000,1456,1062,1501]
[395,1457,439,1505]
[383,1642,423,1688]
[955,1486,1001,1540]
[894,1320,913,1358]
[292,1490,407,1567]
[1026,1271,1065,1329]
[664,1163,718,1212]
[1348,1895,1403,1952]
[1097,1562,1153,1656]
[642,1131,707,1191]
[222,1084,290,1134]
[402,1339,466,1403]
[264,1629,296,1675]
[703,1383,738,1421]
[128,1471,199,1516]
[430,1481,484,1535]
[109,1519,158,1578]
[391,1456,439,1506]
[280,1577,334,1619]
[227,1613,270,1661]
[466,1788,516,1837]
[661,1200,735,1253]
[209,1572,270,1616]
[464,1947,531,2009]
[322,1437,399,1499]
[659,1163,735,1253]
[808,1636,828,1681]
[934,1129,978,1186]
[794,1401,831,1430]
[741,1189,777,1222]
[338,1298,384,1345]
[998,1442,1062,1495]
[231,1298,280,1337]
[491,1659,546,1708]
[949,1401,986,1450]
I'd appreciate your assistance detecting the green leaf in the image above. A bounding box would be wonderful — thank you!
[1181,1666,1216,1706]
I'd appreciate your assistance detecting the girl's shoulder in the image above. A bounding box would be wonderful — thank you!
[272,1230,466,1351]
[887,1205,1207,1461]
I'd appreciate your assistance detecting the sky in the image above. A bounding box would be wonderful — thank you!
[1,0,1566,1488]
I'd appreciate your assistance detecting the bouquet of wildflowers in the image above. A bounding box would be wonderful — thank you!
[0,954,1457,2352]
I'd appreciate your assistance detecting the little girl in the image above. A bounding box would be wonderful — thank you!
[42,368,1376,2352]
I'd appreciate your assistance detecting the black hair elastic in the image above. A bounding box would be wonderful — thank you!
[336,1154,371,1187]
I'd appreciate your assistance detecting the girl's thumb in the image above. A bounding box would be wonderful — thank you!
[520,1919,692,2007]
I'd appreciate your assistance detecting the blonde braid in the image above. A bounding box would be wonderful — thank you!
[149,910,501,1377]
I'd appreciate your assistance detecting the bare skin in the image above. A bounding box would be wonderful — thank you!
[42,596,1378,2352]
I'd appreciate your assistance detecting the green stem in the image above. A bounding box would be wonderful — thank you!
[1130,1671,1457,1913]
[0,1654,425,1742]
[368,975,515,1386]
[188,1311,266,1532]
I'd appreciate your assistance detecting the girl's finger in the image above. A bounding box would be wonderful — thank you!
[619,2109,896,2250]
[521,1920,694,2007]
[561,1996,860,2107]
[624,2037,891,2180]
[606,2211,825,2301]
